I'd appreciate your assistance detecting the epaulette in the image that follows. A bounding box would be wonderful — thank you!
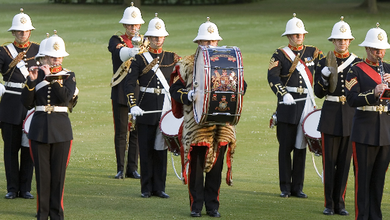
[115,31,124,36]
[304,45,317,49]
[1,42,12,47]
[31,41,39,45]
[351,60,363,67]
[63,68,72,73]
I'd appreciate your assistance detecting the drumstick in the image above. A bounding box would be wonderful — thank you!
[278,97,308,104]
[128,110,163,115]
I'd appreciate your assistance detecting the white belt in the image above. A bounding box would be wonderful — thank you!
[139,86,166,95]
[357,105,388,112]
[35,105,68,113]
[325,95,347,104]
[286,86,308,94]
[5,82,24,89]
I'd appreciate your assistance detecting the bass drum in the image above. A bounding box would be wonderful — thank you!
[302,109,322,156]
[193,45,244,125]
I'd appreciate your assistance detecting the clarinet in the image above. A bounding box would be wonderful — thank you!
[378,58,390,114]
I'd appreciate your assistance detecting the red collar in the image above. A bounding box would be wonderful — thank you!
[13,41,30,49]
[334,51,350,59]
[148,47,163,54]
[50,65,63,73]
[288,44,304,51]
[365,58,379,67]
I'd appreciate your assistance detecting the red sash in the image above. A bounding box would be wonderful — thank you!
[120,34,133,48]
[356,62,381,85]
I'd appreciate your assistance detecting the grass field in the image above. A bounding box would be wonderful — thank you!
[1,0,390,219]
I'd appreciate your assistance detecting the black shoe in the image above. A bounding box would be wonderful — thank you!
[291,191,308,198]
[206,210,221,217]
[280,192,291,198]
[125,171,141,179]
[5,192,17,199]
[335,208,349,216]
[323,208,334,215]
[19,192,34,199]
[141,192,151,198]
[190,211,201,217]
[115,171,124,179]
[153,191,169,198]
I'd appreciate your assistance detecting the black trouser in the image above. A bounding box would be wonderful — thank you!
[2,122,33,194]
[321,134,352,211]
[353,142,390,220]
[188,145,226,212]
[112,100,139,174]
[137,123,167,194]
[277,122,306,194]
[31,140,72,220]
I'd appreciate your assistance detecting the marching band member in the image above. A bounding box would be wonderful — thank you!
[0,8,38,200]
[314,17,360,216]
[108,2,143,180]
[124,13,180,198]
[21,32,76,220]
[345,23,390,220]
[267,13,324,199]
[170,18,246,218]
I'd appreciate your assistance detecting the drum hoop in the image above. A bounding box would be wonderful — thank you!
[201,49,210,124]
[301,108,322,139]
[159,109,183,137]
[23,110,35,134]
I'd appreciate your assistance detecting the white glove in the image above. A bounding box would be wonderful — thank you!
[321,66,331,77]
[119,47,140,62]
[283,93,296,105]
[130,106,144,116]
[188,90,194,102]
[0,84,5,97]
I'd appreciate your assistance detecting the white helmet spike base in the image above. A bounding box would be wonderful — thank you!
[193,17,223,43]
[8,8,35,32]
[119,2,145,25]
[281,13,308,37]
[359,23,390,50]
[144,13,169,37]
[328,16,354,41]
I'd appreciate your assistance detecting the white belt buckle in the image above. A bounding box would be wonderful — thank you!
[45,105,54,114]
[154,88,161,95]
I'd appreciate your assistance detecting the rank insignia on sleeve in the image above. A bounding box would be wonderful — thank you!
[268,57,279,70]
[346,77,357,91]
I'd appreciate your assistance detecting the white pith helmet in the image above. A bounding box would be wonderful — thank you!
[281,13,308,37]
[193,17,222,43]
[8,8,35,32]
[144,13,169,37]
[42,30,69,58]
[359,23,390,50]
[328,16,354,41]
[119,2,145,25]
[35,33,50,59]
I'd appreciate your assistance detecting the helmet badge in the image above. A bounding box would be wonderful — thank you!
[20,17,27,24]
[131,11,137,18]
[296,21,302,28]
[53,42,60,51]
[207,25,214,34]
[155,21,161,30]
[339,25,347,33]
[378,32,384,41]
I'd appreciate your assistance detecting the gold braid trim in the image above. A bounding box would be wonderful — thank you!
[142,57,159,75]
